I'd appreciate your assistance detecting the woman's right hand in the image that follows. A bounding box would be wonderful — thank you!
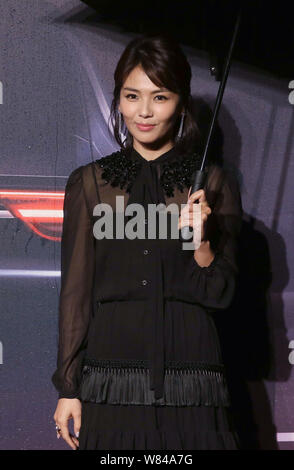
[53,398,81,450]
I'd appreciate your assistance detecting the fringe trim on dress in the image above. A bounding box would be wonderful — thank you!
[79,359,231,407]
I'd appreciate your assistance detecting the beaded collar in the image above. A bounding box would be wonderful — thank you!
[95,148,203,198]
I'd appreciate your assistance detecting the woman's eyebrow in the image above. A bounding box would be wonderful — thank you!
[123,87,169,94]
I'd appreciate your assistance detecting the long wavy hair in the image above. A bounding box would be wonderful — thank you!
[108,32,200,155]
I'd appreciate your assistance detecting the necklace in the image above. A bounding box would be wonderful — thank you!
[96,149,203,198]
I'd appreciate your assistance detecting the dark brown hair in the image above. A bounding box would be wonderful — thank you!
[108,32,200,155]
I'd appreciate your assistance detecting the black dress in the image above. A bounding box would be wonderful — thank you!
[51,145,243,450]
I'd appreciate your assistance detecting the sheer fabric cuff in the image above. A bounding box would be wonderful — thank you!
[189,250,221,276]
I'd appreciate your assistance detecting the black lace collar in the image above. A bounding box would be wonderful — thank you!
[95,147,203,198]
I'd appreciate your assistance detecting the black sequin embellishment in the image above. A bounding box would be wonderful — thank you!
[96,151,141,193]
[96,150,203,197]
[160,152,203,197]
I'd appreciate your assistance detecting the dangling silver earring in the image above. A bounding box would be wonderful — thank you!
[118,111,127,142]
[177,112,185,140]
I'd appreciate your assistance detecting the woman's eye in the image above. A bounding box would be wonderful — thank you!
[125,94,168,101]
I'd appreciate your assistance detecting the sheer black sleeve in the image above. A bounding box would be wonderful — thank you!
[187,164,243,310]
[51,165,96,399]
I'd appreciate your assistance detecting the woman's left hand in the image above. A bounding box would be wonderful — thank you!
[177,187,212,245]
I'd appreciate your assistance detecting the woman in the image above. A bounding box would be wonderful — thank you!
[52,32,243,450]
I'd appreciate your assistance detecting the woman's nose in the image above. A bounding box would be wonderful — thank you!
[139,101,153,117]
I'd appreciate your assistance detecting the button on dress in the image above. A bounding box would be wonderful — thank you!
[51,145,243,450]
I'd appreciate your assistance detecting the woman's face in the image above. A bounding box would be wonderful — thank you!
[119,65,183,148]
